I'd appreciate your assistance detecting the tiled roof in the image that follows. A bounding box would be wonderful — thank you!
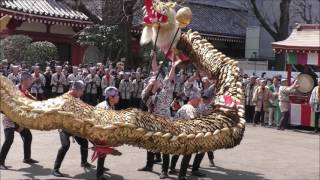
[184,0,246,11]
[0,0,90,21]
[132,1,247,38]
[272,24,320,52]
[184,2,247,37]
[81,0,103,20]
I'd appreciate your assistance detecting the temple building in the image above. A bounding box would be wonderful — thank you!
[0,0,93,65]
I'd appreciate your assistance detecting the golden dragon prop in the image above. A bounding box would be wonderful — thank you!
[0,0,245,155]
[0,30,245,155]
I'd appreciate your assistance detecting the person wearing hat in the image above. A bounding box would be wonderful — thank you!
[84,67,101,105]
[0,71,39,169]
[172,87,206,180]
[245,76,257,123]
[52,81,93,177]
[138,58,182,178]
[95,86,122,180]
[51,66,67,97]
[30,65,46,100]
[309,78,320,133]
[278,79,299,130]
[252,79,273,126]
[198,84,216,168]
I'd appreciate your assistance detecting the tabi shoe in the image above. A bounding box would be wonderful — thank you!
[154,158,162,163]
[23,158,39,164]
[190,170,206,177]
[137,166,153,172]
[97,175,108,180]
[81,162,94,168]
[169,169,179,175]
[209,159,215,167]
[178,176,188,180]
[160,171,169,179]
[0,163,8,170]
[52,169,64,177]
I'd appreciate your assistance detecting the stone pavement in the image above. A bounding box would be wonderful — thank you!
[0,118,319,180]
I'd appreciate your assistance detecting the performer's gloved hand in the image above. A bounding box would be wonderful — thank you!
[111,149,122,156]
[150,50,155,58]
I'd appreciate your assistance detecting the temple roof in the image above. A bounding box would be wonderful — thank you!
[272,24,320,53]
[184,1,247,37]
[0,0,92,27]
[132,0,247,40]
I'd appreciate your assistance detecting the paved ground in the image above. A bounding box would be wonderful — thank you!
[0,118,319,180]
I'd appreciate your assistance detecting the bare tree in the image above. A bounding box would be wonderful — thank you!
[249,0,292,41]
[292,0,320,24]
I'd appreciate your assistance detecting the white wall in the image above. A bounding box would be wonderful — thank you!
[83,46,103,64]
[238,60,268,71]
[16,22,46,32]
[50,25,75,35]
[242,70,301,79]
[245,26,260,58]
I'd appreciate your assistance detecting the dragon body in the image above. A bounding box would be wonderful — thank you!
[0,30,245,155]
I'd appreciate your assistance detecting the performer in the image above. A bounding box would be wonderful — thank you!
[138,51,181,179]
[172,88,205,180]
[52,81,93,177]
[309,78,320,133]
[30,66,46,100]
[51,66,67,97]
[198,84,216,167]
[0,71,39,169]
[96,87,122,180]
[278,79,299,130]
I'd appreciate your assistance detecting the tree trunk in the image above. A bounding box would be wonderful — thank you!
[250,0,292,70]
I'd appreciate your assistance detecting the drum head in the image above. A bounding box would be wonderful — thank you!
[296,74,314,93]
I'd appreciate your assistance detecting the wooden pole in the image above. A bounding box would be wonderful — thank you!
[287,64,292,85]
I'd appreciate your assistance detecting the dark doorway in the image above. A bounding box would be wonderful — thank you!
[55,43,71,64]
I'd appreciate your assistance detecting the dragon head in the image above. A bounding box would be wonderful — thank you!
[143,0,176,26]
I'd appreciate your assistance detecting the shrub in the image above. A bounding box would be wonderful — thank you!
[25,41,58,67]
[0,35,32,63]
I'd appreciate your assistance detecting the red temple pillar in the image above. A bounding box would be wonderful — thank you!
[71,43,86,65]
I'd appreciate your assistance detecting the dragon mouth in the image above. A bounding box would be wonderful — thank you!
[143,0,168,25]
[143,10,168,25]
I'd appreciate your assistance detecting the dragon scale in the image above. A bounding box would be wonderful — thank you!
[0,31,246,155]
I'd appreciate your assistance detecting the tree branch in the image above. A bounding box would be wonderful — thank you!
[250,0,278,40]
[78,2,103,24]
[61,0,102,24]
[278,0,291,40]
